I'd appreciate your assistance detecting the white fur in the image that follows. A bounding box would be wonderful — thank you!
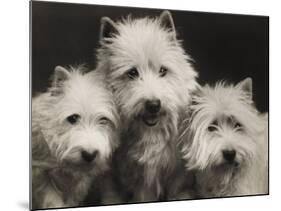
[180,79,268,197]
[32,66,119,209]
[96,11,198,201]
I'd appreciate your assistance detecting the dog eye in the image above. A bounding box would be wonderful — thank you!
[66,114,80,125]
[98,117,110,125]
[159,66,168,77]
[207,119,219,132]
[207,125,217,132]
[127,68,139,79]
[234,122,243,130]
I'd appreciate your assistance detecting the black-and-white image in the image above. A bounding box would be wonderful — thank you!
[31,1,269,210]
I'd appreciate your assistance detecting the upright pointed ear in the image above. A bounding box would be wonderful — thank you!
[51,66,70,95]
[236,77,253,100]
[100,17,119,40]
[159,10,176,41]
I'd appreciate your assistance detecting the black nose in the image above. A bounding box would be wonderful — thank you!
[222,150,236,163]
[81,150,98,162]
[145,99,161,114]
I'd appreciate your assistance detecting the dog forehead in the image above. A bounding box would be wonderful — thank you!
[204,85,244,106]
[61,74,114,114]
[117,18,170,43]
[208,98,244,122]
[112,19,174,60]
[212,113,238,125]
[197,85,256,125]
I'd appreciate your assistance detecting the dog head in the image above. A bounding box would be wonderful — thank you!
[38,66,119,171]
[97,11,197,129]
[180,78,264,175]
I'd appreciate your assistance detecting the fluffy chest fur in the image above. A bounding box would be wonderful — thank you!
[116,125,179,200]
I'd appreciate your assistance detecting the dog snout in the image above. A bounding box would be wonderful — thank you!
[145,99,161,114]
[81,150,99,163]
[222,150,236,163]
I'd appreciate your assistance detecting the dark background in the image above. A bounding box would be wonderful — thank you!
[31,1,269,112]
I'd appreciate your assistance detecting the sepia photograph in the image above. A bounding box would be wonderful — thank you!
[30,1,269,210]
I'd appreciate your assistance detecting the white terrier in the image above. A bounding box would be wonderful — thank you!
[32,66,119,209]
[180,78,268,198]
[96,11,198,202]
